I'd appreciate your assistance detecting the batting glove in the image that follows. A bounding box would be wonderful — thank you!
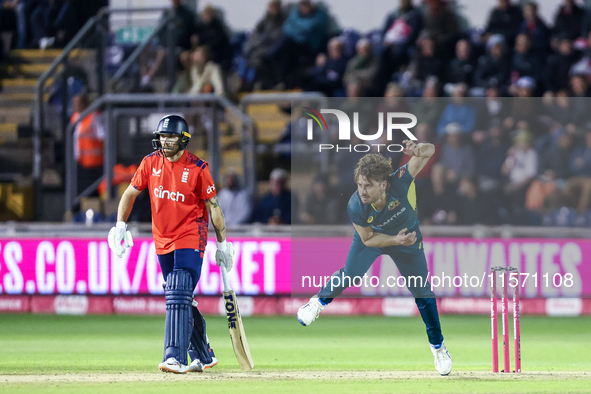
[108,221,134,258]
[215,240,234,272]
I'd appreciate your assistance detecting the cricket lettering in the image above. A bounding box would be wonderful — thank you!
[224,294,237,329]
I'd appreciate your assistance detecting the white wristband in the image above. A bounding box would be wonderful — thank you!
[116,221,127,230]
[216,240,227,250]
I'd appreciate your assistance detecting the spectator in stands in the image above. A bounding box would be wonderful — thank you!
[242,0,286,90]
[307,37,348,96]
[71,94,105,196]
[519,1,549,55]
[436,84,476,138]
[570,74,589,97]
[454,175,501,225]
[217,168,252,226]
[511,33,542,86]
[141,0,197,87]
[552,0,584,42]
[502,130,538,210]
[411,78,442,128]
[437,122,475,184]
[474,34,511,94]
[404,35,442,95]
[343,38,379,95]
[268,0,328,88]
[539,133,573,181]
[565,130,591,214]
[0,0,18,56]
[419,163,458,224]
[474,85,509,131]
[251,168,297,224]
[544,37,579,94]
[300,174,338,224]
[475,121,509,193]
[482,0,523,47]
[379,0,423,84]
[444,39,475,95]
[422,0,461,57]
[187,46,224,96]
[193,5,230,70]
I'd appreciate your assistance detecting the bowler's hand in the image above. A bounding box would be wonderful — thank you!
[108,221,134,258]
[402,140,420,156]
[393,228,417,246]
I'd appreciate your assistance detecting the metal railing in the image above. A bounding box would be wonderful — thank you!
[64,93,254,214]
[33,7,171,216]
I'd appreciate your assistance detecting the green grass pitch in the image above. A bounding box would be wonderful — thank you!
[1,313,590,393]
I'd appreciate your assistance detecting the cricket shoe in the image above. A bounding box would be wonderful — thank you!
[186,359,204,372]
[297,297,325,326]
[431,341,452,376]
[202,357,218,370]
[158,357,187,374]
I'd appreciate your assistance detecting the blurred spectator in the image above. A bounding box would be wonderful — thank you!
[251,168,297,224]
[187,46,224,95]
[444,39,475,93]
[525,170,560,213]
[539,133,573,180]
[502,130,538,210]
[437,122,475,183]
[453,175,500,225]
[482,0,523,47]
[474,86,509,131]
[419,163,458,224]
[242,0,286,89]
[412,79,443,128]
[379,0,423,82]
[173,46,224,95]
[422,0,461,56]
[0,0,17,57]
[565,130,591,213]
[511,33,542,86]
[404,35,442,94]
[475,122,510,192]
[193,5,230,69]
[519,1,549,54]
[544,37,579,93]
[268,0,328,87]
[569,130,591,177]
[71,94,105,196]
[569,74,589,97]
[217,169,252,225]
[141,0,197,87]
[474,35,511,93]
[552,0,584,42]
[343,38,379,95]
[307,37,348,96]
[436,84,476,138]
[300,174,338,224]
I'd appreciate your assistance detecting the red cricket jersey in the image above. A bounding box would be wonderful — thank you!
[130,150,217,254]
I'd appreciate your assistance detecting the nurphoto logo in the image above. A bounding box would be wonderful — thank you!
[304,108,418,153]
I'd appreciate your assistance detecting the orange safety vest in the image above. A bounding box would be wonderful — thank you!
[71,111,104,168]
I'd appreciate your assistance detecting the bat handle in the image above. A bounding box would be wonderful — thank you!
[220,265,231,292]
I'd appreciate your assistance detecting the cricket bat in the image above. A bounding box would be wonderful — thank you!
[220,265,254,371]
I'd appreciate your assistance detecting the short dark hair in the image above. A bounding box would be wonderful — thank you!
[354,154,392,186]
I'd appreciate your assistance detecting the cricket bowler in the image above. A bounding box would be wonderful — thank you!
[107,114,234,374]
[297,141,452,375]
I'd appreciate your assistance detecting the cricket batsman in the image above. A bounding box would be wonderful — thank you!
[297,141,452,375]
[107,114,234,374]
